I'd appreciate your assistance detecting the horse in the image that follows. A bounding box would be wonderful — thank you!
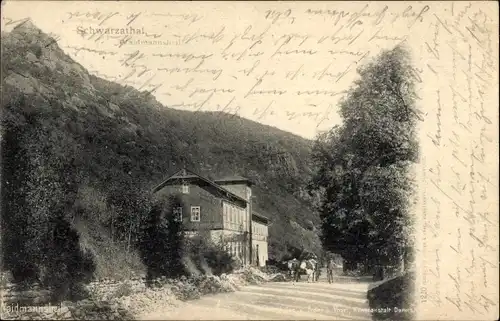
[326,259,335,284]
[287,258,301,282]
[299,258,317,283]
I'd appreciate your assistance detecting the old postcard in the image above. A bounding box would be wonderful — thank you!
[1,1,498,320]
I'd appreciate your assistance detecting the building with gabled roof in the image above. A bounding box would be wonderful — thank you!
[152,168,269,266]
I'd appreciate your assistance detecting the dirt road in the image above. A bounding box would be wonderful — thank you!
[140,274,374,320]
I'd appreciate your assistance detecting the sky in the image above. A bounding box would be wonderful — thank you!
[0,0,434,139]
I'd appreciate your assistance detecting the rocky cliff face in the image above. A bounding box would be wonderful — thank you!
[3,20,95,107]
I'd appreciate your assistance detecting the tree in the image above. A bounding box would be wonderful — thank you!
[163,194,185,277]
[1,113,38,283]
[309,45,419,274]
[1,104,96,298]
[105,179,152,249]
[139,194,185,282]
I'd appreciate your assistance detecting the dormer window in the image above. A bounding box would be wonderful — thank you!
[182,183,190,194]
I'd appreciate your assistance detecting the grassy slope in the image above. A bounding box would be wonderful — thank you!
[1,22,321,278]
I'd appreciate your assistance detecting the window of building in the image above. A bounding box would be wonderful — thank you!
[182,184,190,194]
[173,207,183,221]
[190,206,200,222]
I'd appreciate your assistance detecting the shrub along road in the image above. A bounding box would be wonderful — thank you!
[140,272,375,320]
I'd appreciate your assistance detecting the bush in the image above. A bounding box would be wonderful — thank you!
[42,214,96,302]
[203,245,235,276]
[182,235,236,276]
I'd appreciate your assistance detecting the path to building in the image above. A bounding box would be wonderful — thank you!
[139,270,375,320]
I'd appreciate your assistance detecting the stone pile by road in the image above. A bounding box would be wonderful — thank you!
[1,267,287,320]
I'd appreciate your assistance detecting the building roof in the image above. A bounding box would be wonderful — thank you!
[214,175,254,186]
[252,212,270,225]
[152,168,248,205]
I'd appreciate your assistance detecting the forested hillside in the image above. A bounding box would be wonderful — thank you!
[1,20,322,279]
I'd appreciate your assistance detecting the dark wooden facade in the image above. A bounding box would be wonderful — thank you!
[155,183,226,231]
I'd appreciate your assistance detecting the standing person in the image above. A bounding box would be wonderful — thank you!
[327,258,335,284]
[287,258,300,282]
